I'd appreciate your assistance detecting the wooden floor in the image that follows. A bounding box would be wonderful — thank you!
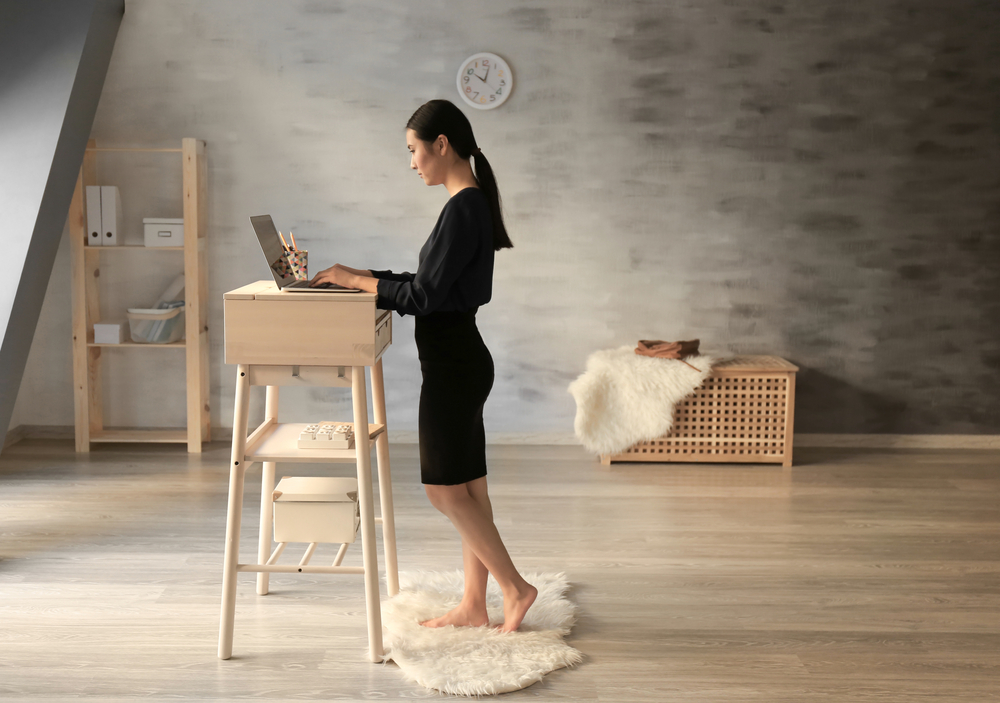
[1,440,998,701]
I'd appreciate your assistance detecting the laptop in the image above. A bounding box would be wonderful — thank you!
[250,215,361,293]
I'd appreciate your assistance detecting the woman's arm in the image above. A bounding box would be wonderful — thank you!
[338,265,373,277]
[348,274,379,294]
[369,269,415,283]
[375,202,478,316]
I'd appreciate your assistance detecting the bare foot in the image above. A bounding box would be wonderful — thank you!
[498,583,537,633]
[420,602,489,628]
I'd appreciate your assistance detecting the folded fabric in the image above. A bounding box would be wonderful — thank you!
[568,345,717,456]
[635,339,700,369]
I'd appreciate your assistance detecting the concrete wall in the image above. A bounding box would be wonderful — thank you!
[13,0,1000,437]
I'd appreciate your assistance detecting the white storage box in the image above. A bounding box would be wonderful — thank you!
[273,476,360,544]
[143,218,184,247]
[126,306,185,344]
[93,321,126,344]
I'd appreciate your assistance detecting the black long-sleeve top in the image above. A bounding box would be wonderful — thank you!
[372,187,494,317]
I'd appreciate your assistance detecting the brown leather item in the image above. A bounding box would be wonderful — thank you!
[635,339,701,370]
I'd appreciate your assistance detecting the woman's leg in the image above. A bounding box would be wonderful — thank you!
[420,535,490,627]
[421,479,493,627]
[462,477,494,607]
[423,477,537,632]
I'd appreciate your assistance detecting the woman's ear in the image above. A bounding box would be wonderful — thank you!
[436,134,449,156]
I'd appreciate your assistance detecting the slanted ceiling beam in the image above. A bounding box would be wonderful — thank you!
[0,0,125,450]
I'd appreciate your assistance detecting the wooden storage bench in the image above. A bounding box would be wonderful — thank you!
[600,355,798,467]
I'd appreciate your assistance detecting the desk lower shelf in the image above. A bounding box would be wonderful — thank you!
[244,420,385,464]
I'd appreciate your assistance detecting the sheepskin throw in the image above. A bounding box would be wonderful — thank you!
[568,345,718,455]
[381,570,582,695]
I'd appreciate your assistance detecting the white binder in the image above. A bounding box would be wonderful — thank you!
[100,185,122,246]
[85,186,102,246]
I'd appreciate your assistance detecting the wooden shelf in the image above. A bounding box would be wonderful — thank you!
[85,147,183,153]
[90,428,188,443]
[84,245,185,251]
[85,330,185,348]
[69,138,210,453]
[244,421,385,464]
[87,340,185,348]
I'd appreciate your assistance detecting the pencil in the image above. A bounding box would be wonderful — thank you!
[289,231,297,251]
[278,231,290,251]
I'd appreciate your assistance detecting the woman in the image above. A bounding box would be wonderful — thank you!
[309,99,537,633]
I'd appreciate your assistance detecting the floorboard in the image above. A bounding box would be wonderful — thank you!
[1,441,998,701]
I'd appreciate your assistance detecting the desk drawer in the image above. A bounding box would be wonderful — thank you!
[374,311,391,361]
[224,299,390,366]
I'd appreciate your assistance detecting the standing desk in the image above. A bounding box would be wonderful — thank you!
[219,280,398,662]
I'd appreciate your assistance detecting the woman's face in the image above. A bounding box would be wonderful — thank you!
[407,128,445,186]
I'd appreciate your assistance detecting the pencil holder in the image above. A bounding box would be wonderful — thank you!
[286,250,308,280]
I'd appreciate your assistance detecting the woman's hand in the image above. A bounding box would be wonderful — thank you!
[309,263,379,293]
[309,263,353,288]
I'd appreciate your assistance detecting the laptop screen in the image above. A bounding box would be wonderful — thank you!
[250,215,297,288]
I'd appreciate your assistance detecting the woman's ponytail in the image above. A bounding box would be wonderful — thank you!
[471,150,512,251]
[407,99,513,251]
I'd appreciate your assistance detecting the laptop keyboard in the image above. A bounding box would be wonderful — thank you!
[288,280,340,289]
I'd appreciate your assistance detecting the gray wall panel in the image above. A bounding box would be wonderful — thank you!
[0,0,124,443]
[10,0,999,437]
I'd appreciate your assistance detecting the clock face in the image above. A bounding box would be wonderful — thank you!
[457,53,512,110]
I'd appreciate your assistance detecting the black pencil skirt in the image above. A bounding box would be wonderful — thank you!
[414,306,494,486]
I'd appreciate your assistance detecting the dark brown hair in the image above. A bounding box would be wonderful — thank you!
[406,99,512,251]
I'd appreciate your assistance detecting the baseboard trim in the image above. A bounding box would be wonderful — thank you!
[3,424,30,449]
[5,426,999,451]
[795,433,1000,449]
[4,424,77,448]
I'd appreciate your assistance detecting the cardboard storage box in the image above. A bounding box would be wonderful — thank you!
[93,321,126,344]
[143,217,184,247]
[272,476,360,544]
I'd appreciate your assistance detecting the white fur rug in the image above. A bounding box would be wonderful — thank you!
[380,570,582,696]
[567,345,718,455]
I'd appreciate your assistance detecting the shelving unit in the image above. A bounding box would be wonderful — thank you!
[68,138,210,453]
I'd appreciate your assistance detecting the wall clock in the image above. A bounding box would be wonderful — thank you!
[457,52,512,110]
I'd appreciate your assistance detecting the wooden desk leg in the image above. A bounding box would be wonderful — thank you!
[218,364,251,660]
[256,386,280,595]
[352,365,384,662]
[370,359,399,597]
[782,372,796,469]
[256,460,276,595]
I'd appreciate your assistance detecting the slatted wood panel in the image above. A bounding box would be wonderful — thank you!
[603,355,798,467]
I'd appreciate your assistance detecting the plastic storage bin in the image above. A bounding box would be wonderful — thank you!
[273,476,360,544]
[127,306,185,344]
